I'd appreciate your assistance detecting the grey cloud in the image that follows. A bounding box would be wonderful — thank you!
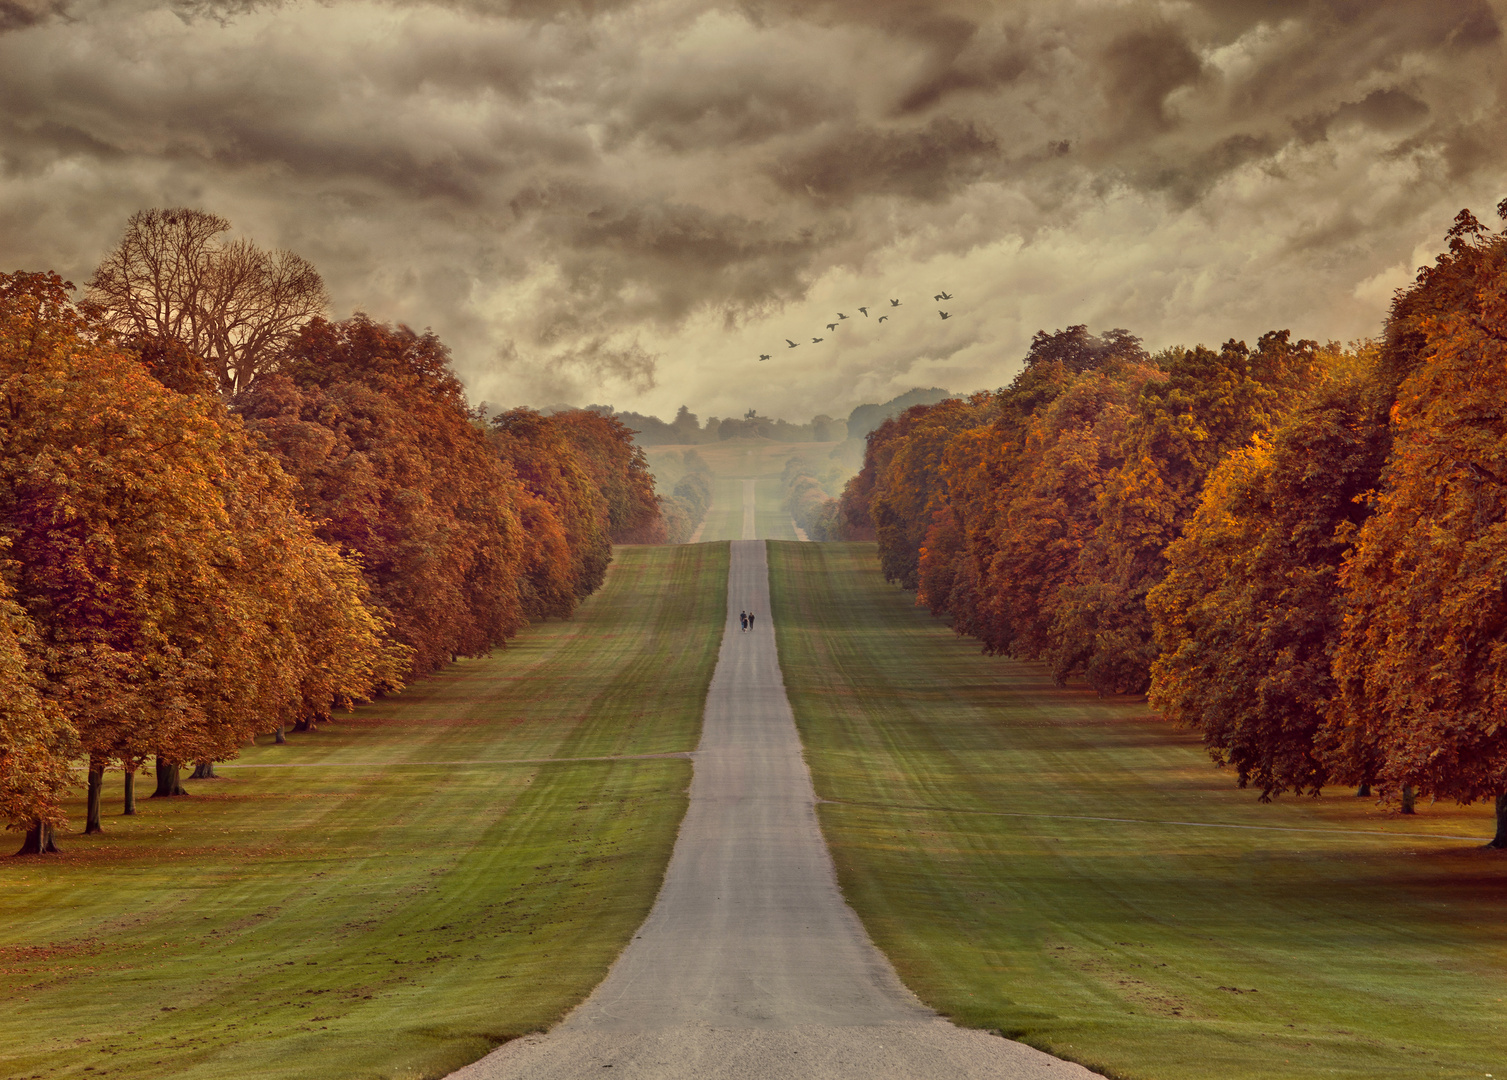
[0,0,1503,421]
[770,117,1000,204]
[1101,27,1206,137]
[0,0,62,30]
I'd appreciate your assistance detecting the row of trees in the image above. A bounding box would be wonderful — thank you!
[781,456,844,540]
[657,450,714,543]
[1,210,664,851]
[829,207,1507,845]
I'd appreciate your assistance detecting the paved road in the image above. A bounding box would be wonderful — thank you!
[741,478,757,539]
[449,541,1100,1079]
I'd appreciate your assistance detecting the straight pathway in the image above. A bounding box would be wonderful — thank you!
[450,536,1100,1079]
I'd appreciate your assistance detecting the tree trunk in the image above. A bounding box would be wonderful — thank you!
[274,724,286,745]
[1491,792,1507,849]
[85,760,105,835]
[293,717,313,733]
[1356,783,1371,797]
[151,757,188,798]
[123,769,137,816]
[190,761,218,780]
[1400,784,1416,814]
[15,821,59,855]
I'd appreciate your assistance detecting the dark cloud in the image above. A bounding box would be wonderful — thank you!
[0,0,64,31]
[1101,27,1206,136]
[770,118,1000,203]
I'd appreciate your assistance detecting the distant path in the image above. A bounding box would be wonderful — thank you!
[741,478,756,539]
[450,542,1098,1079]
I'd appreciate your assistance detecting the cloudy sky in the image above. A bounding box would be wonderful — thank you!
[2,0,1504,422]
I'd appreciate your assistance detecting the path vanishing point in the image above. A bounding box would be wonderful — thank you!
[451,482,1102,1079]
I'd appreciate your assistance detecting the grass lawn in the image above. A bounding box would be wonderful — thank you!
[0,543,729,1080]
[694,477,800,542]
[767,541,1507,1080]
[645,437,841,543]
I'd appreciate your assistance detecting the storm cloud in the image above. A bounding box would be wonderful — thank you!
[1,0,1503,420]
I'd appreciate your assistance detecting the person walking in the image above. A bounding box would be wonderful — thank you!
[740,610,748,632]
[748,612,756,631]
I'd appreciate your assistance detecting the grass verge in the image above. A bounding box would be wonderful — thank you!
[767,541,1507,1080]
[0,542,729,1080]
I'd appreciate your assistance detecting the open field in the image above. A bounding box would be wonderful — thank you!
[766,541,1507,1080]
[0,543,729,1080]
[644,437,846,543]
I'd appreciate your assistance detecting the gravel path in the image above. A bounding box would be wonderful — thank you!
[449,541,1100,1079]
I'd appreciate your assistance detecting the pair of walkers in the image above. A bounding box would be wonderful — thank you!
[739,609,757,632]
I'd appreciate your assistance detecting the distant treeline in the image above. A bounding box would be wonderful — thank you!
[1,209,666,851]
[824,207,1507,846]
[589,387,952,448]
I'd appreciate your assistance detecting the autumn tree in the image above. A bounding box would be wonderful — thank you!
[1,272,389,826]
[241,316,528,676]
[0,564,77,854]
[1148,351,1386,798]
[87,208,327,397]
[552,409,665,544]
[1327,209,1507,844]
[986,361,1155,662]
[1051,332,1322,694]
[490,408,611,610]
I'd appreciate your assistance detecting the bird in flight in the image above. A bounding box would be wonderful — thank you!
[785,339,799,348]
[837,312,849,320]
[878,315,889,322]
[812,337,824,343]
[889,298,902,307]
[934,291,953,301]
[858,306,868,316]
[826,322,839,331]
[939,311,951,320]
[759,354,770,361]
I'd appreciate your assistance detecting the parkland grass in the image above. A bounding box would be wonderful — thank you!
[0,543,729,1080]
[767,541,1507,1080]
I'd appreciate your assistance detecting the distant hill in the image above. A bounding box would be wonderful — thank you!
[844,387,953,440]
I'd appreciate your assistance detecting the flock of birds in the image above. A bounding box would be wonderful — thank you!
[757,291,955,360]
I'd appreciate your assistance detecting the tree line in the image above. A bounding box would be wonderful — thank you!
[825,206,1507,847]
[1,209,664,853]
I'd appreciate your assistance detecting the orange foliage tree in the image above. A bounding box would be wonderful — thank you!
[1148,351,1386,798]
[1327,209,1507,844]
[1,272,390,839]
[489,408,612,614]
[552,409,665,544]
[239,316,528,680]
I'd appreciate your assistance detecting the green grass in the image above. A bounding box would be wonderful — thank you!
[0,543,729,1080]
[694,478,799,542]
[696,477,747,542]
[647,438,833,542]
[767,541,1507,1080]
